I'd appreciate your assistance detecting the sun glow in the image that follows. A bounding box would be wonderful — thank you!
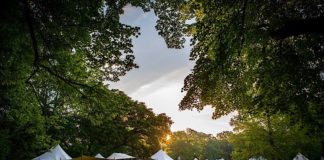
[166,134,171,141]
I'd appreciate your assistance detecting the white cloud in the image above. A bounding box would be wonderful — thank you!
[110,7,234,135]
[121,5,150,26]
[114,66,233,135]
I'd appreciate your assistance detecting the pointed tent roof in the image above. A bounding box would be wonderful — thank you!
[33,152,56,160]
[50,144,72,160]
[107,153,135,159]
[95,153,105,159]
[151,150,173,160]
[33,144,72,160]
[249,156,266,160]
[293,153,309,160]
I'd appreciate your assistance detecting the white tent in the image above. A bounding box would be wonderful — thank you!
[216,158,225,160]
[50,144,72,160]
[95,153,105,158]
[33,144,72,160]
[249,156,266,160]
[151,150,173,160]
[293,153,309,160]
[33,152,56,160]
[107,153,135,159]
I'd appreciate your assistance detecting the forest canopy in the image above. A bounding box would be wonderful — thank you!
[0,0,171,159]
[153,0,324,158]
[1,0,323,159]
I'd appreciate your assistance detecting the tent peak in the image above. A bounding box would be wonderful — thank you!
[95,153,105,159]
[151,150,173,160]
[107,153,135,159]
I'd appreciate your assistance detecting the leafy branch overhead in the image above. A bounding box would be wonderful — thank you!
[153,0,324,158]
[0,0,171,159]
[22,0,142,83]
[1,0,324,159]
[154,0,324,122]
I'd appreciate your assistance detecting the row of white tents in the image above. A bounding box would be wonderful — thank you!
[33,144,174,160]
[33,145,318,160]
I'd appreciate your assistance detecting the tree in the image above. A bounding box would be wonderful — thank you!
[166,129,232,160]
[0,82,49,159]
[110,100,173,158]
[56,90,173,158]
[167,129,210,160]
[228,113,321,160]
[0,0,175,159]
[153,0,324,155]
[205,138,232,160]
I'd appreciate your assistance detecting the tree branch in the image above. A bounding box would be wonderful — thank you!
[23,0,42,83]
[239,0,248,48]
[25,66,39,83]
[39,64,89,88]
[26,81,43,108]
[22,0,103,102]
[23,0,40,66]
[39,64,89,97]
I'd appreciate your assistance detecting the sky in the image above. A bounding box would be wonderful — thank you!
[110,6,234,135]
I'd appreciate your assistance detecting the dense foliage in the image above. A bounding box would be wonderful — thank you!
[167,129,232,160]
[2,0,324,159]
[0,0,172,159]
[153,0,324,158]
[229,113,321,159]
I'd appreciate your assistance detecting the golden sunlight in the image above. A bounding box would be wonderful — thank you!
[166,134,171,141]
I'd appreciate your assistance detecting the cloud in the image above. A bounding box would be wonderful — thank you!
[128,66,190,97]
[110,7,234,135]
[111,7,193,95]
[118,69,234,135]
[121,5,150,26]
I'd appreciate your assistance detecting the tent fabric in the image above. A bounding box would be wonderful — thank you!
[33,152,56,160]
[95,153,105,159]
[73,155,98,160]
[33,144,72,160]
[293,153,309,160]
[51,144,72,160]
[249,156,266,160]
[151,150,173,160]
[107,153,135,159]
